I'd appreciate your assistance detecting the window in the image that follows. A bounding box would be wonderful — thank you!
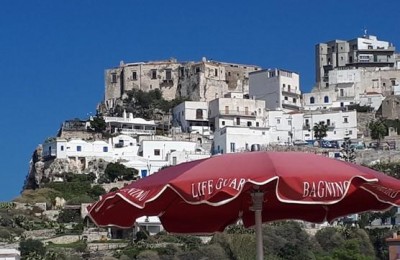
[230,142,235,153]
[172,157,177,165]
[222,121,225,126]
[77,146,82,152]
[391,79,396,86]
[277,118,281,124]
[327,119,331,126]
[195,67,200,73]
[165,69,172,80]
[256,122,259,127]
[132,71,137,80]
[343,117,348,123]
[225,106,229,114]
[151,69,157,79]
[310,97,315,104]
[288,119,292,125]
[288,85,291,92]
[293,98,297,103]
[247,121,252,127]
[103,146,108,152]
[284,96,288,101]
[154,149,160,156]
[324,96,329,103]
[236,117,240,125]
[60,145,64,151]
[111,73,117,83]
[196,109,203,119]
[340,89,344,97]
[215,68,218,77]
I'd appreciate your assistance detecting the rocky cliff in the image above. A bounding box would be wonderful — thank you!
[23,146,109,191]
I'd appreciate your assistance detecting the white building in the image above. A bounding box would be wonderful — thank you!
[138,139,210,176]
[42,133,210,178]
[104,111,156,137]
[172,101,210,135]
[265,110,304,145]
[0,249,20,260]
[249,69,302,111]
[301,109,358,141]
[213,126,270,154]
[208,92,267,131]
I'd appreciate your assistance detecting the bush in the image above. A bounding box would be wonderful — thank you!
[57,209,81,223]
[19,238,46,258]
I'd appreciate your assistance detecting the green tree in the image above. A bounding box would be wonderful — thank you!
[313,121,328,144]
[57,209,81,223]
[88,185,106,199]
[263,221,315,260]
[19,239,46,259]
[315,227,345,254]
[341,138,356,163]
[90,116,106,132]
[105,162,137,182]
[369,119,387,146]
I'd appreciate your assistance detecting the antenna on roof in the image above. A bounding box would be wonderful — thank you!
[363,28,368,37]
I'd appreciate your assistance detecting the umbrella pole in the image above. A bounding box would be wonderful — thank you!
[252,191,264,260]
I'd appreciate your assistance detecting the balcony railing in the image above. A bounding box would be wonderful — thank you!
[118,128,156,135]
[282,90,301,96]
[219,110,256,117]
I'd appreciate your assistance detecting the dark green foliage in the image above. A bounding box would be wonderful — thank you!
[105,162,137,182]
[118,89,190,119]
[347,104,373,112]
[57,209,81,223]
[88,185,106,199]
[313,121,328,142]
[315,227,345,254]
[19,238,46,258]
[89,116,106,132]
[45,182,92,201]
[314,226,375,260]
[264,221,315,260]
[368,119,387,143]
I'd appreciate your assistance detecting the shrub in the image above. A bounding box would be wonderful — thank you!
[19,238,46,258]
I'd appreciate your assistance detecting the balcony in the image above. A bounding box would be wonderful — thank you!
[282,90,301,97]
[118,128,156,136]
[218,110,256,117]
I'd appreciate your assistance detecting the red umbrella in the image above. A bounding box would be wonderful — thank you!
[88,152,400,260]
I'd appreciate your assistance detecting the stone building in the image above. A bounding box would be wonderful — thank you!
[315,34,396,88]
[103,57,261,111]
[381,95,400,119]
[304,34,400,111]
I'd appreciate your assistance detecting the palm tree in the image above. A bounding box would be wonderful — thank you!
[313,121,328,145]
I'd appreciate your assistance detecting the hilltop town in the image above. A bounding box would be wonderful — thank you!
[3,33,400,259]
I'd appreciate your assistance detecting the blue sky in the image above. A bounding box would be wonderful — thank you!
[1,0,400,201]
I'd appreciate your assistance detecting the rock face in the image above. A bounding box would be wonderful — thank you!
[23,148,109,190]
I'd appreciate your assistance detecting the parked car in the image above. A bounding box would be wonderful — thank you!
[293,140,308,146]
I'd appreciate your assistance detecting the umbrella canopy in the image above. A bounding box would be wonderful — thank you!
[88,151,400,259]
